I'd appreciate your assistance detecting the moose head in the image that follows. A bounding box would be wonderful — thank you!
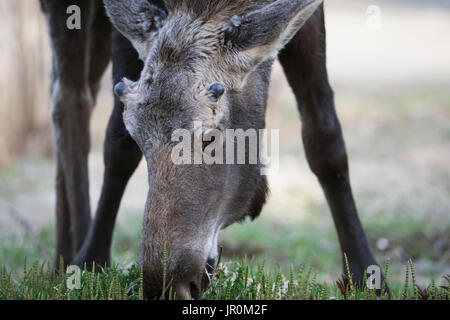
[103,0,322,299]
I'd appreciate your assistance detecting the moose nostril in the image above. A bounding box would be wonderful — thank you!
[190,282,201,299]
[114,82,126,97]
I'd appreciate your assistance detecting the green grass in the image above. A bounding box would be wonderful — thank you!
[0,258,448,300]
[1,213,448,292]
[0,89,448,300]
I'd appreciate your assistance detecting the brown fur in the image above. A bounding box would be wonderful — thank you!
[42,0,382,300]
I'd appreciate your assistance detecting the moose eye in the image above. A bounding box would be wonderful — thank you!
[202,136,216,152]
[207,83,225,102]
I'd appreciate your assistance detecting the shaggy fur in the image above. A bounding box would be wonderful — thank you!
[41,0,381,299]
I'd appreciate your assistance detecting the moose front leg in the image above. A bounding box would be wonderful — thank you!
[42,0,99,267]
[72,30,143,268]
[278,6,379,283]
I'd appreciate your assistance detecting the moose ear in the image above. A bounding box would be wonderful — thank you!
[224,0,322,60]
[104,0,167,60]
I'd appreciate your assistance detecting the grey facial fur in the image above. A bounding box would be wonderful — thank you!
[104,0,322,299]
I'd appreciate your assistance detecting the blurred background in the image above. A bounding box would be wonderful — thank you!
[0,0,449,288]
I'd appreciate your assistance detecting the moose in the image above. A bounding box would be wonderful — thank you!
[40,0,381,299]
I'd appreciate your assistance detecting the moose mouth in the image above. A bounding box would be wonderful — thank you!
[163,257,217,300]
[178,257,216,300]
